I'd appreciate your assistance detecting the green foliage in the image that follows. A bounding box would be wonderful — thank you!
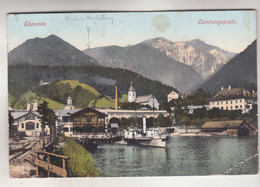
[10,90,65,110]
[159,102,172,112]
[13,91,38,109]
[62,136,100,177]
[34,80,115,109]
[58,80,99,96]
[208,107,221,119]
[192,107,208,119]
[119,94,128,103]
[155,114,172,127]
[190,89,208,105]
[168,89,208,108]
[40,97,65,110]
[176,106,243,127]
[37,100,57,127]
[8,111,14,130]
[94,96,114,108]
[8,94,15,107]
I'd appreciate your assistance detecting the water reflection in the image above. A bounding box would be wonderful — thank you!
[92,136,258,177]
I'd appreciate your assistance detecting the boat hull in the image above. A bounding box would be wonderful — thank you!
[125,137,167,148]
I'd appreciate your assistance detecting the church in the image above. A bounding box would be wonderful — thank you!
[128,82,160,109]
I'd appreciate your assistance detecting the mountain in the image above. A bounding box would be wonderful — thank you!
[8,35,98,66]
[84,42,203,93]
[144,38,236,79]
[198,40,257,95]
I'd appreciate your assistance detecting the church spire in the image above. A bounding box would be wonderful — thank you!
[128,81,136,102]
[129,81,136,91]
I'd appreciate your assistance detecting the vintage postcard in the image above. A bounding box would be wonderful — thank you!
[8,10,257,178]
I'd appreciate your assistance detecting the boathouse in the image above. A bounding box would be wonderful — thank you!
[201,120,257,136]
[71,107,108,133]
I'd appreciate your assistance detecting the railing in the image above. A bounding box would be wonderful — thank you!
[43,141,53,152]
[35,150,69,178]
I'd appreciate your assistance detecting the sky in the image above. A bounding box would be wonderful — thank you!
[8,10,256,53]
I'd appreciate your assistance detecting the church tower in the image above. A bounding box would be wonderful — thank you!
[67,96,72,105]
[128,82,136,103]
[64,96,75,110]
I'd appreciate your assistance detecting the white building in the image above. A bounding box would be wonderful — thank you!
[57,96,79,136]
[209,86,256,114]
[127,82,160,109]
[187,105,210,114]
[135,94,160,110]
[10,101,50,136]
[167,91,179,102]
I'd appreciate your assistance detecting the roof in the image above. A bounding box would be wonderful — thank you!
[129,82,136,91]
[168,90,179,95]
[70,107,107,117]
[201,120,244,129]
[210,87,252,101]
[135,94,153,103]
[11,110,39,120]
[58,109,80,117]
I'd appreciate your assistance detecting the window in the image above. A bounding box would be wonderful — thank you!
[36,123,39,128]
[21,123,24,128]
[221,107,224,110]
[235,106,238,109]
[217,102,219,105]
[63,127,69,132]
[231,101,233,104]
[26,122,35,130]
[226,101,228,104]
[240,105,242,108]
[70,128,73,132]
[231,106,233,109]
[221,101,223,104]
[226,106,228,110]
[236,100,238,103]
[240,99,242,103]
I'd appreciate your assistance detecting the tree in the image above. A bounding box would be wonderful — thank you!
[190,89,208,105]
[208,107,221,119]
[8,111,14,133]
[192,107,208,119]
[37,100,57,147]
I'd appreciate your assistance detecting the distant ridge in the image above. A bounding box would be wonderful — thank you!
[144,37,236,79]
[84,41,203,93]
[8,35,98,66]
[198,40,257,94]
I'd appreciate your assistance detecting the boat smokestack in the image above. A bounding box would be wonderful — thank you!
[143,116,147,134]
[115,83,118,110]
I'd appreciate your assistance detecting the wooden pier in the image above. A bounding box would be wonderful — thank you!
[72,133,123,150]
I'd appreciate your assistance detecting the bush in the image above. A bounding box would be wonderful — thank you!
[62,136,100,177]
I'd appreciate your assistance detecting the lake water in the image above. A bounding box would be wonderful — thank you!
[91,136,258,177]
